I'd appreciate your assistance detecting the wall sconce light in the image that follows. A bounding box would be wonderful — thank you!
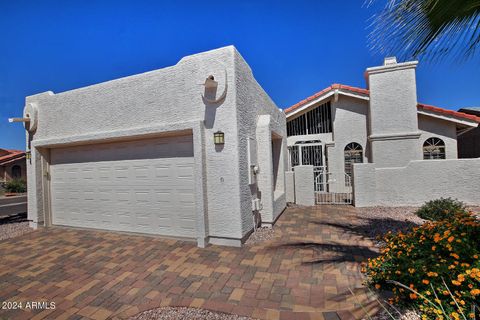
[214,131,225,145]
[25,151,31,160]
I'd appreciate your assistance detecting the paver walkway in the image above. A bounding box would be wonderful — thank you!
[0,206,381,320]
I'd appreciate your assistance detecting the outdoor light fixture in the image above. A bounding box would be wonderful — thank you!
[25,151,31,160]
[214,131,225,145]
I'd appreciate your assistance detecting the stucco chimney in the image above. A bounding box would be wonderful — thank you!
[383,56,397,65]
[365,57,422,167]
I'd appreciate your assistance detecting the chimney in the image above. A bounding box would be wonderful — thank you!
[365,57,422,167]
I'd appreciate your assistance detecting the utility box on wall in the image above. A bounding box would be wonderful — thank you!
[248,137,258,185]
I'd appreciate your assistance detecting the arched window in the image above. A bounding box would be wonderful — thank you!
[344,143,363,185]
[12,165,21,179]
[423,137,446,159]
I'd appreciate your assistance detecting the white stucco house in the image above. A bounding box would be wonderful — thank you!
[22,46,287,247]
[285,57,480,207]
[18,46,480,247]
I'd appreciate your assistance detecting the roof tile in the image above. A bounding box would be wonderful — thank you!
[417,103,480,123]
[284,84,369,114]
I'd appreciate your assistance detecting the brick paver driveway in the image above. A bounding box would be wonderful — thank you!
[0,206,381,320]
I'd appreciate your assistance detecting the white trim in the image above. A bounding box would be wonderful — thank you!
[32,121,198,148]
[366,61,418,75]
[340,91,370,101]
[369,131,422,141]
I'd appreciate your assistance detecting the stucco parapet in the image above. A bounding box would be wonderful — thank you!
[32,120,201,148]
[179,45,236,65]
[26,91,55,102]
[369,131,422,141]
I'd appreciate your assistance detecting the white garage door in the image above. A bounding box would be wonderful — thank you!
[50,135,197,238]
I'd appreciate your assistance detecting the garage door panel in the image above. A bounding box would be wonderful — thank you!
[50,135,196,238]
[51,136,194,165]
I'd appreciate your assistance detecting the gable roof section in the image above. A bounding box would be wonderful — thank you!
[284,84,369,115]
[0,149,25,166]
[285,84,480,127]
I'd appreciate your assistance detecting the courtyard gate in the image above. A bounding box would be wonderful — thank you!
[314,166,352,205]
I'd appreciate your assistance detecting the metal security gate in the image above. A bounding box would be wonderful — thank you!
[314,166,352,205]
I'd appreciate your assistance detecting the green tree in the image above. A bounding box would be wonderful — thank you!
[368,0,480,61]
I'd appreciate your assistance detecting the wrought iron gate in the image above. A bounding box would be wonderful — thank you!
[314,166,352,205]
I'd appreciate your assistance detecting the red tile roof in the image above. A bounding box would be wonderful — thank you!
[0,155,26,166]
[0,149,25,165]
[417,103,480,123]
[284,84,369,114]
[285,84,480,124]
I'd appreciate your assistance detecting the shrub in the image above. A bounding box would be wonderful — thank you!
[4,179,27,193]
[363,211,480,319]
[415,198,467,221]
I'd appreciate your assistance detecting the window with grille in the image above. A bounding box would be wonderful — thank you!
[301,145,323,166]
[289,145,300,167]
[423,137,446,159]
[344,143,363,185]
[287,101,332,136]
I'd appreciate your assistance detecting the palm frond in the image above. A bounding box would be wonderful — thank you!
[368,0,480,62]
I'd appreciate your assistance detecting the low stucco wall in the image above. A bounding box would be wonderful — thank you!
[294,165,314,206]
[285,171,295,203]
[353,158,480,207]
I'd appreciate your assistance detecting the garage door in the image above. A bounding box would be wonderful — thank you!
[50,135,197,238]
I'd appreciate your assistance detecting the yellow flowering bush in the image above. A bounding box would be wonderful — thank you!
[363,211,480,319]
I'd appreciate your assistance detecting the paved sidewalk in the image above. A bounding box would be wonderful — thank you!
[0,206,381,320]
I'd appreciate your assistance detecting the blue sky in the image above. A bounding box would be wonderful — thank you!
[1,1,479,150]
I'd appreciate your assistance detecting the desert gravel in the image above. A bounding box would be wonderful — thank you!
[0,221,33,241]
[245,226,275,245]
[130,307,256,320]
[354,206,425,243]
[355,206,480,243]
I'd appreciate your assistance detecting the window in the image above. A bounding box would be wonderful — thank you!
[289,145,300,168]
[423,137,446,159]
[301,145,323,166]
[12,165,21,179]
[344,143,363,185]
[287,101,332,136]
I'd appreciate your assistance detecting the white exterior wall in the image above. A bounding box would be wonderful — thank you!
[327,96,369,192]
[351,59,478,207]
[285,96,369,193]
[418,114,458,159]
[354,159,480,207]
[234,51,287,229]
[25,46,285,246]
[285,58,476,208]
